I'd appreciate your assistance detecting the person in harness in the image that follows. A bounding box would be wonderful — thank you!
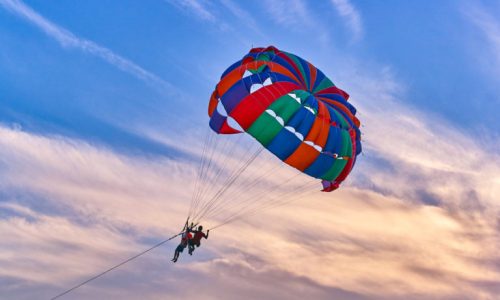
[188,225,209,255]
[171,227,192,263]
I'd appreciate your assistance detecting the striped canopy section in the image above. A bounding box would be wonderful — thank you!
[208,46,362,192]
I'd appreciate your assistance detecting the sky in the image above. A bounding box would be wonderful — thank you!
[1,0,500,299]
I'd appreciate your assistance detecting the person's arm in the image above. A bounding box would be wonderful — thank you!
[205,230,209,239]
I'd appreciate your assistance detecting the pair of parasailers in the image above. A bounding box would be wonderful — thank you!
[171,225,209,263]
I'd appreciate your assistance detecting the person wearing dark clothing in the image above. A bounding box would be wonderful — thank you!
[188,226,209,255]
[171,230,192,263]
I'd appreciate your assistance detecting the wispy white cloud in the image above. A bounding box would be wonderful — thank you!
[312,59,499,227]
[0,125,190,234]
[164,0,255,45]
[166,0,216,22]
[0,202,140,284]
[219,0,267,38]
[330,0,363,41]
[259,0,332,47]
[0,0,175,95]
[262,0,314,29]
[461,3,500,75]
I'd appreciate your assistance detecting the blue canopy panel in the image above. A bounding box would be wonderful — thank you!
[322,126,343,154]
[304,153,336,178]
[266,129,302,160]
[285,108,315,138]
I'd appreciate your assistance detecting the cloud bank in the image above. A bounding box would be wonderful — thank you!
[1,2,499,298]
[1,60,499,299]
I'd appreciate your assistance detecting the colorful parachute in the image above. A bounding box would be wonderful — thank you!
[208,46,362,192]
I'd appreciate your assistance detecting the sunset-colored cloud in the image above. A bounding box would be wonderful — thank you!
[1,64,499,299]
[1,0,499,299]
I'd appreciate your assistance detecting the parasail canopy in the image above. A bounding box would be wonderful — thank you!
[208,46,362,192]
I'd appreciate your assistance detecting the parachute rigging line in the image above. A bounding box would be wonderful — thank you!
[210,180,317,230]
[188,126,211,219]
[189,79,293,224]
[50,232,182,300]
[191,146,263,222]
[201,159,285,220]
[189,130,251,222]
[202,159,303,221]
[192,132,246,218]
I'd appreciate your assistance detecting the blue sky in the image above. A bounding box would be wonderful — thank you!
[1,1,500,299]
[2,0,499,152]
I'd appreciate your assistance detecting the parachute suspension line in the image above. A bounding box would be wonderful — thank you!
[194,134,282,223]
[190,106,272,225]
[206,94,329,227]
[196,145,276,212]
[200,69,316,222]
[202,82,318,221]
[207,82,326,223]
[195,130,226,212]
[243,180,317,218]
[192,55,313,225]
[190,133,219,217]
[211,157,316,217]
[188,127,212,219]
[201,153,300,222]
[50,232,183,300]
[190,130,226,219]
[190,133,259,223]
[201,158,285,220]
[192,71,308,224]
[222,189,315,229]
[206,168,307,223]
[193,146,263,222]
[195,132,244,211]
[192,146,263,223]
[189,129,215,219]
[210,179,317,230]
[192,118,280,224]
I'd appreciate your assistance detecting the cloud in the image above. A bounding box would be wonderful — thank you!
[0,0,175,95]
[2,75,500,299]
[1,51,500,300]
[166,0,216,22]
[0,202,140,284]
[461,2,500,78]
[259,0,333,47]
[219,0,267,38]
[0,124,195,297]
[330,0,363,41]
[326,62,500,211]
[262,0,315,29]
[164,0,254,45]
[0,125,192,233]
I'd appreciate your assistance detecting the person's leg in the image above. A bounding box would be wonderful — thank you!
[191,241,200,254]
[188,241,194,255]
[172,245,182,262]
